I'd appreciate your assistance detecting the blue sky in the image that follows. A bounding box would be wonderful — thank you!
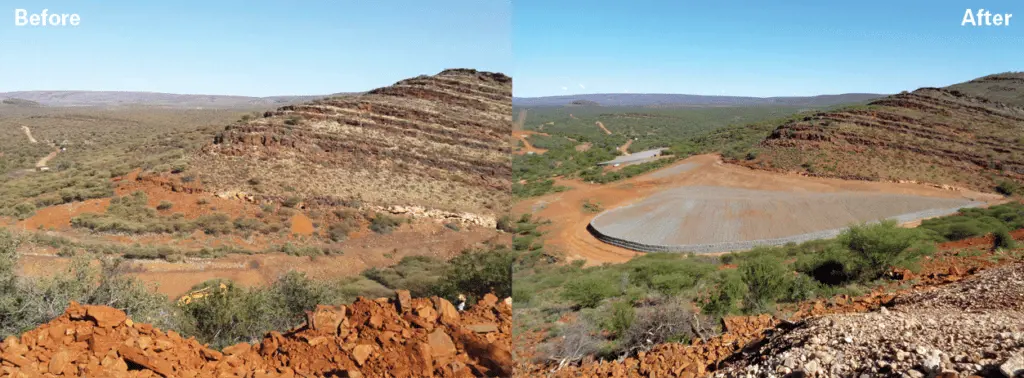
[1,1,511,96]
[514,0,1024,97]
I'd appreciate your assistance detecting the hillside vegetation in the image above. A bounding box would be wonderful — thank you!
[194,69,513,216]
[512,106,824,197]
[0,106,247,218]
[514,202,1024,366]
[745,72,1024,192]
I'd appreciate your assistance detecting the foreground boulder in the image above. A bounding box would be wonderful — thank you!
[0,294,512,377]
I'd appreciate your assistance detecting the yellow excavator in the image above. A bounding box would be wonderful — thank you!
[176,283,229,307]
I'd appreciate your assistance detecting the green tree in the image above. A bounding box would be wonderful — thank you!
[839,220,932,281]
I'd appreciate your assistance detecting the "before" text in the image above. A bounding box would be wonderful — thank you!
[14,9,80,26]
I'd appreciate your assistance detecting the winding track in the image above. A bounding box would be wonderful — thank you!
[21,125,37,143]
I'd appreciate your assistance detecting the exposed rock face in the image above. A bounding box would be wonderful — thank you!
[0,293,513,377]
[194,69,513,217]
[747,73,1024,192]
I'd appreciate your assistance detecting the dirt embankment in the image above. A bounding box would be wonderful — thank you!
[0,292,512,377]
[513,154,1002,265]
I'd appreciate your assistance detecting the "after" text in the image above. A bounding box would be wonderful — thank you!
[962,9,1012,26]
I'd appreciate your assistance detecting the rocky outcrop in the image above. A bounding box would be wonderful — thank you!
[0,293,512,377]
[746,78,1024,192]
[194,69,512,217]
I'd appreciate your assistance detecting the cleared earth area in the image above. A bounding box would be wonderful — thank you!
[590,186,982,253]
[513,154,1002,264]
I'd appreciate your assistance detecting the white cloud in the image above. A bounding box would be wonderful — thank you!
[561,86,568,91]
[578,83,586,89]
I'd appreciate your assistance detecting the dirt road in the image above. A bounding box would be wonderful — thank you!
[617,139,632,155]
[21,126,37,143]
[35,149,58,168]
[513,130,548,155]
[595,121,612,135]
[513,154,1003,265]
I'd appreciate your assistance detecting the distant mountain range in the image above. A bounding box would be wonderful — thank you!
[0,91,361,108]
[512,93,887,107]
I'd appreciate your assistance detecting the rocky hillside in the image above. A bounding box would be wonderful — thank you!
[745,73,1024,192]
[0,293,512,377]
[717,262,1024,377]
[192,69,513,216]
[0,91,330,108]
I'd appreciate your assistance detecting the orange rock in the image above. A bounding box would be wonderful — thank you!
[396,290,413,314]
[427,329,456,366]
[351,344,373,366]
[433,297,460,326]
[86,306,127,328]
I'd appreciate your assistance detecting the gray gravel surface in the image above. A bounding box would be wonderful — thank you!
[589,186,982,253]
[716,263,1024,377]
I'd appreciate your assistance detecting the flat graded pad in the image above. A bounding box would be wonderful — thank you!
[589,186,982,253]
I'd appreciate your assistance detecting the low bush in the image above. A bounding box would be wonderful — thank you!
[996,180,1020,196]
[369,213,403,234]
[994,229,1017,250]
[156,201,174,210]
[739,254,791,313]
[362,255,446,297]
[561,274,619,308]
[616,298,702,357]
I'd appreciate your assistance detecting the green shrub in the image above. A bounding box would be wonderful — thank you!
[232,217,265,233]
[156,201,174,211]
[793,246,857,286]
[496,215,515,233]
[700,270,745,317]
[996,180,1020,196]
[994,229,1017,250]
[739,254,791,313]
[512,285,533,305]
[282,196,302,208]
[13,203,35,220]
[362,255,446,297]
[433,246,514,301]
[327,223,351,242]
[562,275,618,308]
[369,213,402,234]
[194,213,232,235]
[605,300,635,337]
[839,220,933,281]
